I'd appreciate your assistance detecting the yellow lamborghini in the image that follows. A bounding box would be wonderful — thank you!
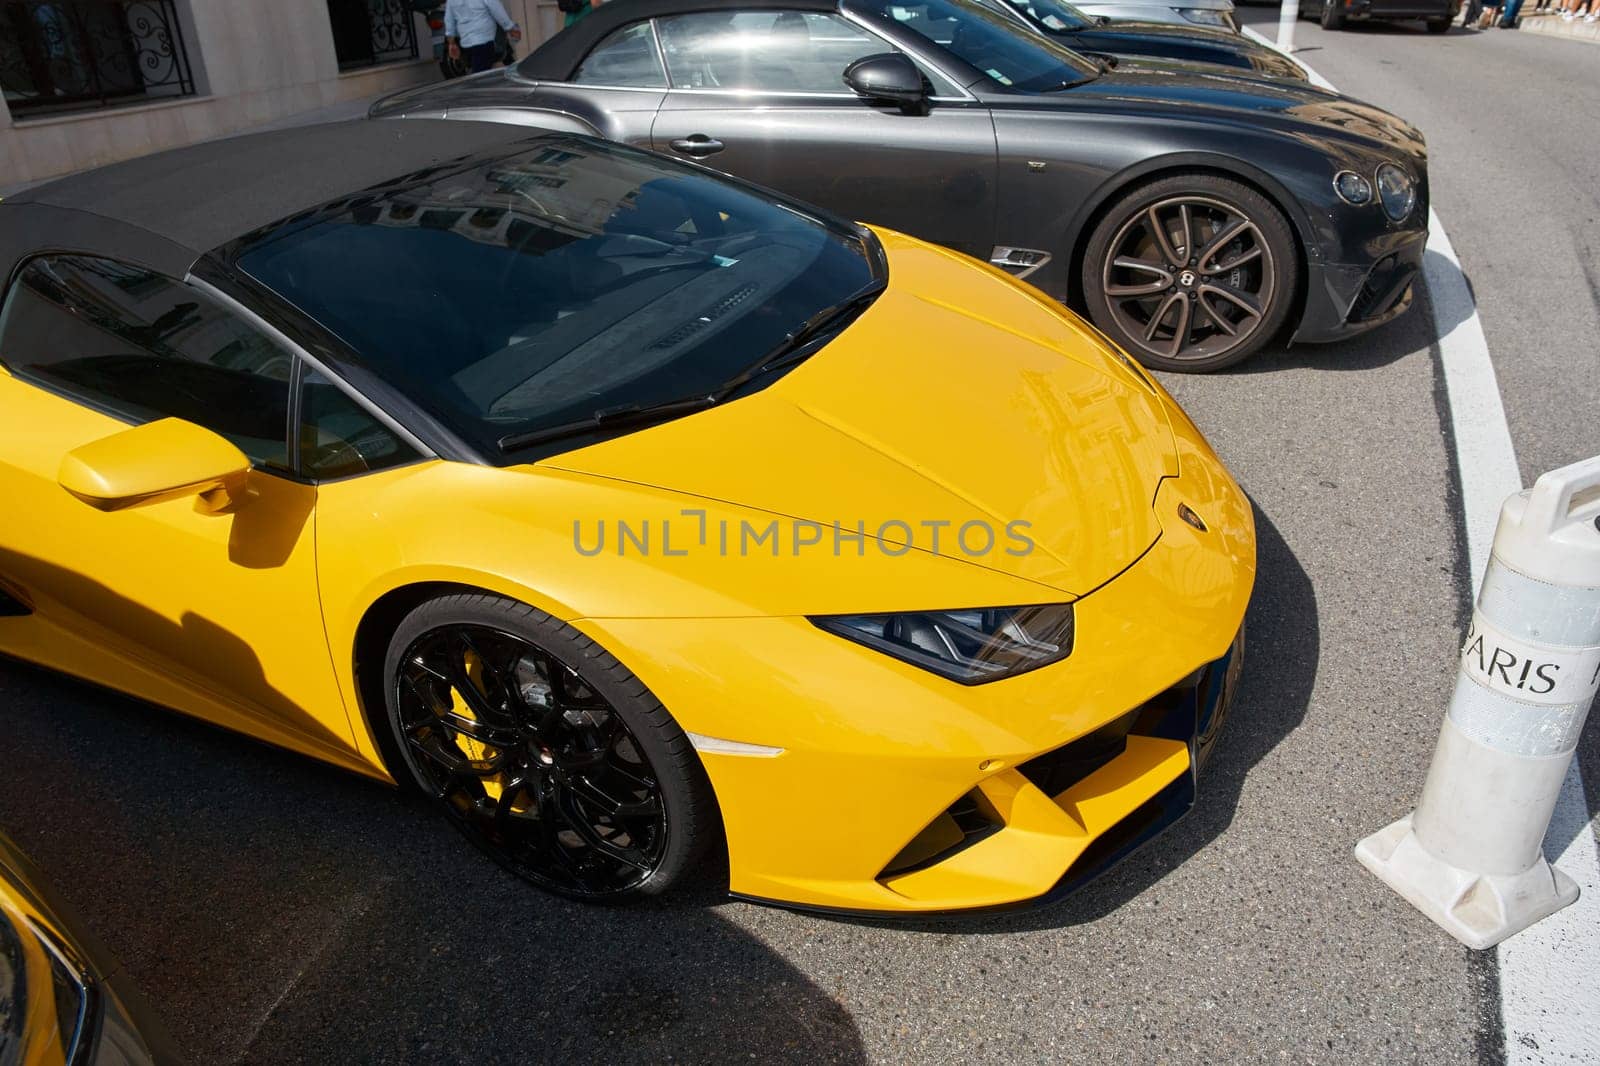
[0,120,1253,913]
[0,832,179,1064]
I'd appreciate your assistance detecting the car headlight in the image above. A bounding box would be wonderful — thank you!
[1334,170,1373,206]
[1176,7,1234,26]
[1375,163,1416,221]
[811,603,1075,684]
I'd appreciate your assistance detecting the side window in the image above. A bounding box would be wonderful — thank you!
[0,255,293,468]
[299,368,420,481]
[573,22,668,87]
[657,11,892,92]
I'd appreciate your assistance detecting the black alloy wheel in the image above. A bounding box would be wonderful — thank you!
[1083,175,1299,373]
[1321,0,1347,28]
[383,593,716,901]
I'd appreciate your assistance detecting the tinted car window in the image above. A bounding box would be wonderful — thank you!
[0,256,292,467]
[657,11,890,92]
[856,0,1097,91]
[989,0,1095,32]
[574,22,668,87]
[236,136,879,459]
[300,368,420,480]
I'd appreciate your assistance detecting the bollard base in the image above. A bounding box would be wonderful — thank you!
[1356,815,1579,950]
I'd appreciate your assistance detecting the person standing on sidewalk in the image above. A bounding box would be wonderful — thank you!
[445,0,522,74]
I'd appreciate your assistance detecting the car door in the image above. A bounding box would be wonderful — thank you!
[0,254,362,764]
[647,9,999,260]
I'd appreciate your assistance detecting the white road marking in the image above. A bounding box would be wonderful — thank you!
[1423,211,1524,581]
[1247,22,1600,1061]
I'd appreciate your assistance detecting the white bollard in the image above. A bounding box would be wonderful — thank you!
[1356,455,1600,949]
[1277,0,1298,52]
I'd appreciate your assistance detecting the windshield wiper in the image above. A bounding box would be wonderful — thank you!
[497,281,885,454]
[498,394,717,453]
[715,280,887,400]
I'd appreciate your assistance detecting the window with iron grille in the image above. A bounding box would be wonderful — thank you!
[0,0,196,119]
[327,0,419,70]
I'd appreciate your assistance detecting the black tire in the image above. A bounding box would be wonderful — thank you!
[1081,173,1299,373]
[1426,15,1451,29]
[382,591,718,901]
[1321,0,1346,27]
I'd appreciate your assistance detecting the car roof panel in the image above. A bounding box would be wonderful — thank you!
[4,119,543,261]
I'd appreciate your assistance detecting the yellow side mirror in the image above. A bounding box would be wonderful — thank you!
[58,418,252,513]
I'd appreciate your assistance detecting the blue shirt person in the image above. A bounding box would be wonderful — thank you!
[445,0,521,72]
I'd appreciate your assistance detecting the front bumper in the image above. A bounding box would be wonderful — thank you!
[1293,225,1427,345]
[1342,0,1459,18]
[577,406,1255,914]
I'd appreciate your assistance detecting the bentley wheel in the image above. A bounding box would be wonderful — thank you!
[383,592,716,901]
[1083,175,1299,373]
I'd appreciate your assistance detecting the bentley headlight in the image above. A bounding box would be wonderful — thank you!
[812,604,1074,684]
[1334,171,1373,206]
[1375,163,1415,221]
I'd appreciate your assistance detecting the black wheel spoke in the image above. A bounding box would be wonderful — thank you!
[393,622,670,897]
[443,631,513,727]
[436,707,521,748]
[569,771,662,820]
[553,785,653,871]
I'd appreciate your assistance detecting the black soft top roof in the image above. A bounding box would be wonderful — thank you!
[0,119,544,280]
[520,0,839,81]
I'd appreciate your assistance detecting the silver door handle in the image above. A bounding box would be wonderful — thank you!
[669,136,725,157]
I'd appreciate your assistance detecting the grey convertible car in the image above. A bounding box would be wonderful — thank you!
[372,0,1427,371]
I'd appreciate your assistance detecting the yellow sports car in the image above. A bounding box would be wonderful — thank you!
[0,832,180,1064]
[0,120,1253,913]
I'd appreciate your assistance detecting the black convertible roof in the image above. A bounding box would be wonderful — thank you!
[0,119,542,279]
[521,0,838,80]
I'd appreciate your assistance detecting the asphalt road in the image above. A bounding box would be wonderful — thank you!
[3,14,1598,1065]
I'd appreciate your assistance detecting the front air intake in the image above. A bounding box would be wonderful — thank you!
[880,790,1001,877]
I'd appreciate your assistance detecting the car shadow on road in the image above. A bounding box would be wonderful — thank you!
[0,661,866,1065]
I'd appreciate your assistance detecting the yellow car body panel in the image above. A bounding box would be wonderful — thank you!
[1,875,72,1066]
[0,226,1254,913]
[0,368,368,775]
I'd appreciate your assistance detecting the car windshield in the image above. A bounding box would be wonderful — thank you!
[235,136,878,458]
[854,0,1099,91]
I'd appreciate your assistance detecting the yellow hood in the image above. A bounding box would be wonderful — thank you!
[542,232,1178,598]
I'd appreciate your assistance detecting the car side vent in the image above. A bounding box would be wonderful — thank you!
[648,284,757,350]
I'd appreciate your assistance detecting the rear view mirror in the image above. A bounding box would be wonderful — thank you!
[843,53,930,114]
[58,418,251,513]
